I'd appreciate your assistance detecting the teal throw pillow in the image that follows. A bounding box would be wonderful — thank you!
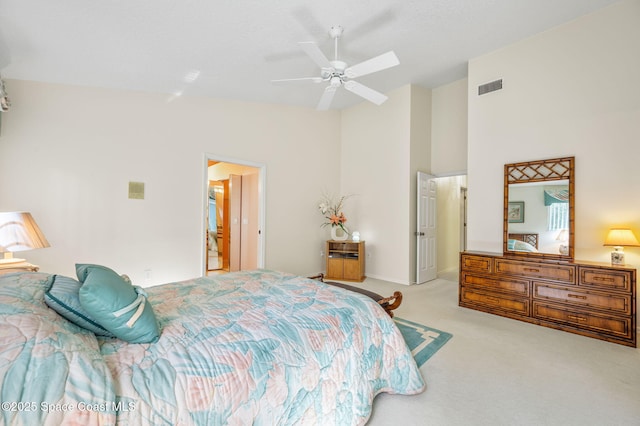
[76,264,160,343]
[44,275,115,337]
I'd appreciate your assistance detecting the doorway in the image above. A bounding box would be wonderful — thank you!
[433,174,467,280]
[204,155,266,275]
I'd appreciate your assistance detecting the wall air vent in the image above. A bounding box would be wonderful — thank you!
[478,79,503,96]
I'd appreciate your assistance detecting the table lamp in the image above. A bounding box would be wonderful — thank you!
[0,212,50,264]
[603,228,639,265]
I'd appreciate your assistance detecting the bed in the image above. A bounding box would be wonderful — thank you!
[0,268,425,425]
[508,232,539,251]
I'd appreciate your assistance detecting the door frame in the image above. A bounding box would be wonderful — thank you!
[202,153,266,275]
[460,186,467,252]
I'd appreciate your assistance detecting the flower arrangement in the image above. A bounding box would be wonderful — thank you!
[318,193,350,234]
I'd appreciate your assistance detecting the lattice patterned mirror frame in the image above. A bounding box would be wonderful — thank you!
[503,156,575,260]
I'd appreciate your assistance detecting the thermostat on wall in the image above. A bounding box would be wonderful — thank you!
[128,181,145,200]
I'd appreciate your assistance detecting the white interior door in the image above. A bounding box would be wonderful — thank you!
[229,174,242,272]
[416,172,437,283]
[240,172,259,270]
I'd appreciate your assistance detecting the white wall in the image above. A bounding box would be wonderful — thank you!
[431,78,469,276]
[0,80,341,285]
[431,78,468,176]
[409,86,432,283]
[341,86,412,284]
[467,0,640,266]
[340,84,431,285]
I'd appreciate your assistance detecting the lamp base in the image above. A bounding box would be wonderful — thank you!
[0,252,26,264]
[611,248,625,265]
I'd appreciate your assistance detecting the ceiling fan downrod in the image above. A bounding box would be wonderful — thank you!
[329,26,343,62]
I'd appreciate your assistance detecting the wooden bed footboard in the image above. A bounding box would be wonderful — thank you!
[308,273,402,317]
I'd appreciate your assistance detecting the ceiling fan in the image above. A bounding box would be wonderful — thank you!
[272,26,399,110]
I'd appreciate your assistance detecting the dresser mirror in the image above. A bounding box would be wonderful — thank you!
[503,157,575,260]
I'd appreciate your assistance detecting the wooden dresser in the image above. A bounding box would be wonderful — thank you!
[459,251,637,347]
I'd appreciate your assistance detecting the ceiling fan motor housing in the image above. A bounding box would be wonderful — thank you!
[331,60,347,73]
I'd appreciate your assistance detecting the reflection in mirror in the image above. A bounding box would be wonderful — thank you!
[503,157,574,260]
[507,180,569,255]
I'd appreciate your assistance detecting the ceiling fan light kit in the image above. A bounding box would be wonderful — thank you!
[272,25,399,110]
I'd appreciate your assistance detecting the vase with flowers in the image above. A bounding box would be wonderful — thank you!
[318,193,350,241]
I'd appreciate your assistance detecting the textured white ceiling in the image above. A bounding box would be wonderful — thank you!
[0,0,622,110]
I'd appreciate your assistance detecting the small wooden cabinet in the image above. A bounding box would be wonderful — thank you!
[459,251,636,347]
[325,240,365,282]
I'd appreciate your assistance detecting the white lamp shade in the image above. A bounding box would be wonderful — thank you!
[0,212,50,252]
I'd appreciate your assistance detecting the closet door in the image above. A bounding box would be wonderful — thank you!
[228,174,242,272]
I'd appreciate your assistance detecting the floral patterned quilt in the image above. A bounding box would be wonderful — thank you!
[0,270,425,425]
[0,272,116,426]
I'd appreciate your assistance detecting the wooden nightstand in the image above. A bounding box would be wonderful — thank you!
[0,261,40,275]
[325,240,365,282]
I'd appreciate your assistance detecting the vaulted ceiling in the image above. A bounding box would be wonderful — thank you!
[0,0,621,110]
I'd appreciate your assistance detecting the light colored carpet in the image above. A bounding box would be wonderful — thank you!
[346,274,640,426]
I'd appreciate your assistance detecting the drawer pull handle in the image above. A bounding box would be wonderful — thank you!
[485,296,500,304]
[567,294,587,300]
[567,315,587,322]
[523,268,539,272]
[593,276,614,282]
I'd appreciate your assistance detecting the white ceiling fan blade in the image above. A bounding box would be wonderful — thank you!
[345,51,399,79]
[343,81,388,105]
[271,77,323,85]
[298,41,331,68]
[316,86,337,110]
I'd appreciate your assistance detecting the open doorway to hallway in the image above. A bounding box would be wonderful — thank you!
[434,174,467,280]
[204,156,266,275]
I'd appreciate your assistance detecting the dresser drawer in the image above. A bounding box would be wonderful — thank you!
[459,252,636,347]
[495,259,575,284]
[533,302,633,340]
[460,287,529,316]
[462,273,530,296]
[579,267,632,292]
[461,254,492,273]
[533,283,631,315]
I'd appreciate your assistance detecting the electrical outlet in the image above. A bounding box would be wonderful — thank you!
[320,250,325,257]
[144,269,152,281]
